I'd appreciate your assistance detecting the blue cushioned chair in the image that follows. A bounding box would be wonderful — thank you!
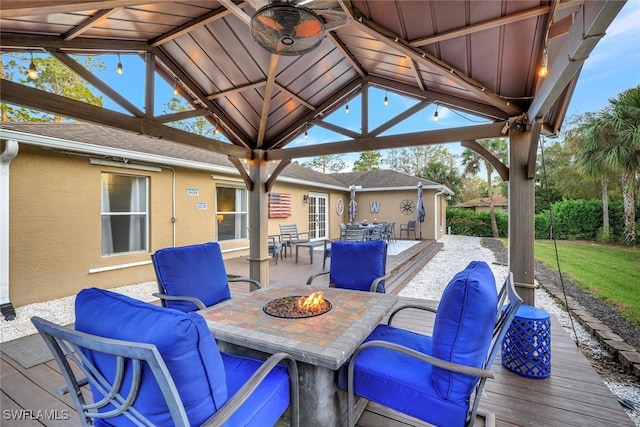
[32,288,299,427]
[342,261,523,426]
[306,240,389,293]
[152,242,261,312]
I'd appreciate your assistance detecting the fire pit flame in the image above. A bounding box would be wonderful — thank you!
[298,292,325,310]
[263,293,332,318]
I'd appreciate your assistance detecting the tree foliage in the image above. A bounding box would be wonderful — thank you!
[299,154,346,173]
[575,86,640,246]
[353,150,382,171]
[162,96,219,137]
[460,138,507,237]
[1,53,104,122]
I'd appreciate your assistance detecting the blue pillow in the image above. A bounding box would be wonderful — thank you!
[431,261,498,402]
[329,240,387,292]
[75,287,228,426]
[152,242,231,311]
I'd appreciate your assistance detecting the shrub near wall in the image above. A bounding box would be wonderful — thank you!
[446,208,508,237]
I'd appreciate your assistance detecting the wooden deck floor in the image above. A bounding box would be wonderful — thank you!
[1,240,634,426]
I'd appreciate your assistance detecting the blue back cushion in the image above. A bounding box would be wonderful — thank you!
[75,288,228,426]
[329,240,387,292]
[431,261,498,401]
[152,242,231,311]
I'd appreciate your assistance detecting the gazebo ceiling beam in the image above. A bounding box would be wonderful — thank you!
[266,122,505,161]
[0,79,251,158]
[527,0,624,122]
[0,1,174,18]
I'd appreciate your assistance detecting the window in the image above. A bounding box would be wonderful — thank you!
[101,173,148,255]
[216,186,247,241]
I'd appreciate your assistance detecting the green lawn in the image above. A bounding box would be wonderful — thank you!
[534,240,640,327]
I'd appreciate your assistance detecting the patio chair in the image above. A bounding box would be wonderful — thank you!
[31,288,299,427]
[339,223,347,240]
[307,240,389,293]
[321,229,368,268]
[344,228,367,242]
[268,234,283,264]
[341,261,523,427]
[279,224,310,258]
[151,242,261,312]
[399,220,417,239]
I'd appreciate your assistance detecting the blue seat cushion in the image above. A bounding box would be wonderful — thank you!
[431,260,498,401]
[339,324,470,426]
[75,287,228,426]
[152,242,231,311]
[329,240,387,292]
[221,353,291,427]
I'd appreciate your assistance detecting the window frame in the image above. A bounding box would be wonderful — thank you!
[100,172,150,256]
[215,185,248,241]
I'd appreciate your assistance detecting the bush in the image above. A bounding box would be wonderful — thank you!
[446,208,508,237]
[534,199,640,245]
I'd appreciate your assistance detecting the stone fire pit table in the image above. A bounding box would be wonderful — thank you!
[199,283,398,427]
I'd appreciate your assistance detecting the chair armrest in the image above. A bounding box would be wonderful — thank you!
[351,340,493,379]
[387,304,437,325]
[228,277,262,291]
[306,270,329,285]
[369,273,391,292]
[152,293,206,310]
[296,231,310,238]
[202,352,299,427]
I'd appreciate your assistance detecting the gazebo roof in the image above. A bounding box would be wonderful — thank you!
[0,1,625,163]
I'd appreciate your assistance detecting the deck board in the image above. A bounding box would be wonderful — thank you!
[0,240,634,426]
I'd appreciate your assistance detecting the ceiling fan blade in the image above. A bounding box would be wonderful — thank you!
[257,14,284,31]
[295,19,323,38]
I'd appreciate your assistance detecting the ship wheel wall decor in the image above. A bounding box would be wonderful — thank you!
[400,199,415,215]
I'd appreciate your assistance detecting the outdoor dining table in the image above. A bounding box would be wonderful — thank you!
[199,283,399,427]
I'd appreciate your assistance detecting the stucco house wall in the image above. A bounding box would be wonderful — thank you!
[2,123,452,307]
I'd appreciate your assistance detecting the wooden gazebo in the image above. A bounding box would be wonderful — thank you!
[0,0,626,308]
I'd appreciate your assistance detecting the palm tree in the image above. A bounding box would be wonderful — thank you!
[578,86,640,246]
[461,138,507,238]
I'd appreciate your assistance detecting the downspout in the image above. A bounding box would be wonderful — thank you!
[434,187,446,240]
[1,140,19,320]
[162,166,177,247]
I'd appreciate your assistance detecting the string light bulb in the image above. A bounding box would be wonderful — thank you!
[214,119,220,135]
[116,54,123,75]
[28,52,38,80]
[538,47,549,78]
[345,103,349,114]
[433,105,439,122]
[384,91,389,107]
[173,79,179,95]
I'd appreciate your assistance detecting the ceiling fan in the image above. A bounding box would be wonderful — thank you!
[250,1,325,56]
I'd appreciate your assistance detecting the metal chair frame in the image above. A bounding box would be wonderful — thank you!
[347,272,523,426]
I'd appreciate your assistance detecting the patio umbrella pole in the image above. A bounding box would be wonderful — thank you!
[417,182,425,240]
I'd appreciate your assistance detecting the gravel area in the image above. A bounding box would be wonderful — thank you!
[400,234,640,426]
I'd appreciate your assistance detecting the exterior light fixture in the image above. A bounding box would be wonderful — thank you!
[117,54,123,75]
[538,47,549,78]
[28,53,38,80]
[384,92,389,107]
[303,194,309,204]
[433,105,439,122]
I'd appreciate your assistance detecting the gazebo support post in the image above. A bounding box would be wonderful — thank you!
[248,150,270,288]
[508,128,536,306]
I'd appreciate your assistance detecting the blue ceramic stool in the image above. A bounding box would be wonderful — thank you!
[502,305,551,379]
